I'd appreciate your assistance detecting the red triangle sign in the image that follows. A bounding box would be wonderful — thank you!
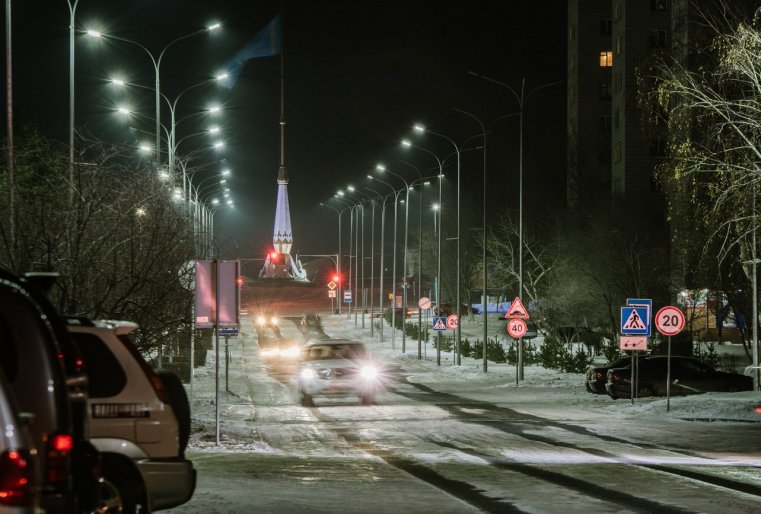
[505,296,530,319]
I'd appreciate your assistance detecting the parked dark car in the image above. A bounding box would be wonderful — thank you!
[436,303,469,316]
[605,355,752,399]
[0,269,102,513]
[585,356,632,394]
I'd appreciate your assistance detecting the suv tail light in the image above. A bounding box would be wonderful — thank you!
[46,433,73,484]
[0,449,33,506]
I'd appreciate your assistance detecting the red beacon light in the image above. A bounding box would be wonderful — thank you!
[270,251,279,261]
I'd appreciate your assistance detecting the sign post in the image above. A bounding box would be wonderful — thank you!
[505,296,531,385]
[655,306,686,412]
[620,302,651,404]
[195,260,240,445]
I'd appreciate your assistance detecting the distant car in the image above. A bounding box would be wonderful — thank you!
[605,356,753,399]
[436,303,469,317]
[584,356,633,394]
[260,339,303,361]
[301,313,322,328]
[255,312,282,347]
[67,318,195,513]
[298,339,381,406]
[299,313,327,340]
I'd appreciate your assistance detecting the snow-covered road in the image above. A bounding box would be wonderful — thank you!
[166,290,761,513]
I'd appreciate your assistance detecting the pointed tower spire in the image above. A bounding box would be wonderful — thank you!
[260,9,307,281]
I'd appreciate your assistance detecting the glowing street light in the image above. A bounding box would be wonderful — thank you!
[86,21,221,174]
[413,124,463,364]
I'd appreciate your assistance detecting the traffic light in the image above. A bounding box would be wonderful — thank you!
[332,273,340,283]
[236,276,244,287]
[269,251,278,261]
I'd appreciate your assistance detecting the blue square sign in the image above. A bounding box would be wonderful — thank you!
[620,306,650,336]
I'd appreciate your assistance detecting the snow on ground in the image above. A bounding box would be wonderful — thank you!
[182,311,761,459]
[317,312,761,424]
[167,312,761,513]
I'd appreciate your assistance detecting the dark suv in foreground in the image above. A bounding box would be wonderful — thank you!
[0,269,101,513]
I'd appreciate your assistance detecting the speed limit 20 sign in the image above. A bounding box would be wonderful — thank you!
[655,306,685,336]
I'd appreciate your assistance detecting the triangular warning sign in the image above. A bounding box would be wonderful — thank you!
[623,309,645,330]
[433,317,447,330]
[505,297,530,319]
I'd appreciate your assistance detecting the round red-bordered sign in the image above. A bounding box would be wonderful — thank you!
[655,306,685,336]
[446,314,459,330]
[507,318,527,339]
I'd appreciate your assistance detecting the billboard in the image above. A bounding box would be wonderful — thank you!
[195,260,240,329]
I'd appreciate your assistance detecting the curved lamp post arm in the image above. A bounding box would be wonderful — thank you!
[413,123,462,363]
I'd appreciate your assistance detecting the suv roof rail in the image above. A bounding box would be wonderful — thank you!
[63,317,96,327]
[23,271,59,295]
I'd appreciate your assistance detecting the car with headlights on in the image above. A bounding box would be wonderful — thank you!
[298,339,380,406]
[260,339,303,362]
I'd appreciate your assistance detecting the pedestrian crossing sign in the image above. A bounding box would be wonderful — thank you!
[620,306,650,336]
[432,317,447,331]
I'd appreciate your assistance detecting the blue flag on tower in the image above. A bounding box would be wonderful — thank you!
[219,15,281,89]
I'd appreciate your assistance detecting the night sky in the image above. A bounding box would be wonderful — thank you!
[6,0,567,259]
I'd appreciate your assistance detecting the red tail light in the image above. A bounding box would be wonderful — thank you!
[46,433,72,484]
[0,449,33,506]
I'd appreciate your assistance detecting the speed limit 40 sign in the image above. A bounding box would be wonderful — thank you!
[655,306,685,336]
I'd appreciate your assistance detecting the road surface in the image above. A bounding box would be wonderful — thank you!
[169,281,761,513]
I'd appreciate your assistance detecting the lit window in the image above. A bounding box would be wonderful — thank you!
[599,51,613,67]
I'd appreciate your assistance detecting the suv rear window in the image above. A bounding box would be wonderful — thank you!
[71,332,127,398]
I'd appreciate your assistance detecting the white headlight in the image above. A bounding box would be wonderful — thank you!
[300,368,317,380]
[256,316,266,326]
[261,348,279,357]
[281,347,300,358]
[360,366,378,380]
[270,316,279,325]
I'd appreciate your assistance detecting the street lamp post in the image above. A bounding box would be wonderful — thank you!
[365,186,394,338]
[453,108,488,373]
[396,160,427,359]
[368,176,401,344]
[371,168,406,351]
[413,125,462,365]
[346,186,372,328]
[337,192,356,319]
[67,0,80,204]
[468,72,563,379]
[320,201,349,314]
[402,142,445,365]
[376,164,412,353]
[402,141,445,361]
